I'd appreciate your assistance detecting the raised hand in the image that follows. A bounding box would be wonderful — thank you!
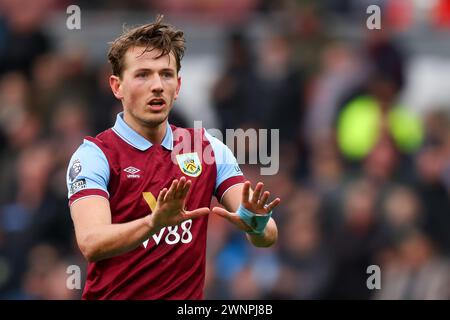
[241,181,280,215]
[150,176,210,230]
[212,181,281,233]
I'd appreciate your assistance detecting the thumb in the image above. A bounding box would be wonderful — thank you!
[184,207,210,220]
[212,207,233,220]
[212,206,252,232]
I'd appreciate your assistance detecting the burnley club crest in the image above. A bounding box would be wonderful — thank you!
[176,153,202,177]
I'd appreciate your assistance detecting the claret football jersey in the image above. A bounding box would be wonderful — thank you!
[66,112,245,299]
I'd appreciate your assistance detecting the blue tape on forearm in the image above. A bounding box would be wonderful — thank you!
[237,204,272,235]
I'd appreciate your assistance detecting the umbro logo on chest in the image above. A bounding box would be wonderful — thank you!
[124,166,141,178]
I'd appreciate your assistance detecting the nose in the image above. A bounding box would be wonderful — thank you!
[151,74,163,94]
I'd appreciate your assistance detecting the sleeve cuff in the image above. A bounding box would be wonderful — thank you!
[69,189,109,206]
[216,175,246,202]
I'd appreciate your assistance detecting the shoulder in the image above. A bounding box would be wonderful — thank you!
[77,129,128,164]
[72,137,107,160]
[68,138,110,177]
[68,133,113,181]
[67,137,111,201]
[86,128,117,151]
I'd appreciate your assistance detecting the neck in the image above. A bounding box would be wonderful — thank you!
[123,112,167,145]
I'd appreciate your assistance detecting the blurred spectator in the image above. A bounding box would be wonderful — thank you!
[0,71,31,166]
[91,63,121,132]
[414,129,450,255]
[365,29,405,91]
[382,186,422,232]
[30,53,65,126]
[0,72,29,131]
[0,143,73,298]
[289,2,330,77]
[325,178,388,299]
[337,74,423,161]
[0,0,53,77]
[305,42,369,143]
[0,110,42,205]
[307,135,344,233]
[212,30,260,132]
[254,33,304,143]
[22,243,80,299]
[307,135,343,194]
[152,0,260,23]
[363,133,401,184]
[376,229,450,300]
[49,99,91,199]
[272,188,333,299]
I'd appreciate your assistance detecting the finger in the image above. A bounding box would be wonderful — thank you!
[212,207,252,231]
[184,207,210,220]
[258,191,270,208]
[180,180,192,199]
[251,182,264,203]
[211,207,232,220]
[265,198,281,212]
[164,179,178,201]
[174,177,186,199]
[157,188,168,203]
[242,181,251,204]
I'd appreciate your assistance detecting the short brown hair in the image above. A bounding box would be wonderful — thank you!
[108,14,185,77]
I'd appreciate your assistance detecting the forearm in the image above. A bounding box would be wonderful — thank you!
[246,218,277,247]
[78,215,156,262]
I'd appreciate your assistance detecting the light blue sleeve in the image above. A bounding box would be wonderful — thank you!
[66,139,110,199]
[204,130,244,192]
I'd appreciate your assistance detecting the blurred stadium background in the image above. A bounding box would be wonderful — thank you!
[0,0,449,299]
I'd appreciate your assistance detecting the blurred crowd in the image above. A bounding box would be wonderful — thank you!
[0,0,449,299]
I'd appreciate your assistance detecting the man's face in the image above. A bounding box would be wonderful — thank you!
[110,46,181,128]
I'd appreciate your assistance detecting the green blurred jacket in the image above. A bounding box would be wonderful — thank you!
[337,95,423,159]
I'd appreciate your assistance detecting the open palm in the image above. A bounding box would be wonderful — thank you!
[212,181,281,232]
[151,177,210,229]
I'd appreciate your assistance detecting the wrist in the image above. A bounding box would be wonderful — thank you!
[237,204,272,235]
[247,226,267,236]
[246,219,277,247]
[145,214,161,234]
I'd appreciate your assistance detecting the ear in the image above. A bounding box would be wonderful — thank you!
[174,76,181,100]
[109,75,123,100]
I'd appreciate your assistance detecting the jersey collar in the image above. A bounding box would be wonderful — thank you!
[112,112,173,151]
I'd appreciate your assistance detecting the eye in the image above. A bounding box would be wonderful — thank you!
[136,72,148,78]
[161,72,173,79]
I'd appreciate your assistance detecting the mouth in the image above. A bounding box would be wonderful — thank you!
[147,98,166,111]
